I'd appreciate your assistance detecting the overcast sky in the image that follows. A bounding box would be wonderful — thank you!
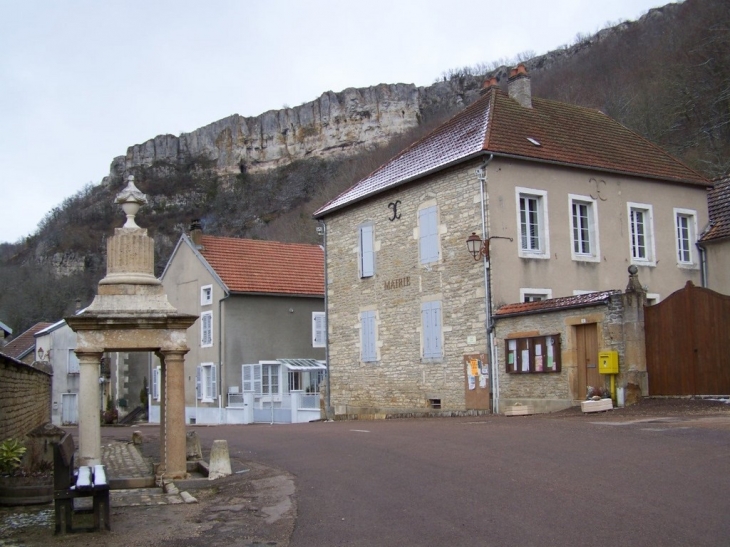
[0,0,674,244]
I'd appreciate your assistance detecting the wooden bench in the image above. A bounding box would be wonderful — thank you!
[53,433,111,534]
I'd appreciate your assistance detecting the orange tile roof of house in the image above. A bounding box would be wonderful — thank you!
[315,85,709,217]
[2,322,53,360]
[701,176,730,242]
[198,235,324,296]
[495,290,619,318]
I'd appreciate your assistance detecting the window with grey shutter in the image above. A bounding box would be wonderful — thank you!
[242,364,262,394]
[312,312,326,347]
[196,366,202,400]
[419,206,439,264]
[421,301,442,359]
[359,224,375,277]
[201,311,213,347]
[361,310,377,362]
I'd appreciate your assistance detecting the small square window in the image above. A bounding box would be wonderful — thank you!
[201,285,213,306]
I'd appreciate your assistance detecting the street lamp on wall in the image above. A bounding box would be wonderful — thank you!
[466,233,513,261]
[466,233,488,261]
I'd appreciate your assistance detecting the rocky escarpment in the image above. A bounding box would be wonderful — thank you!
[106,81,482,181]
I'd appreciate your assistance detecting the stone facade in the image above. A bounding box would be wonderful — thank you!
[494,286,646,414]
[0,354,51,440]
[325,160,489,416]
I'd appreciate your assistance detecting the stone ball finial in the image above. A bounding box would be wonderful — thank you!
[628,265,638,275]
[115,175,148,228]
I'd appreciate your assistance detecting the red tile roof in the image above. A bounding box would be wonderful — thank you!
[2,322,53,360]
[495,291,619,318]
[315,87,709,217]
[198,235,324,296]
[701,176,730,242]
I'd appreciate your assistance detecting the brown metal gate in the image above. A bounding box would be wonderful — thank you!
[645,282,730,395]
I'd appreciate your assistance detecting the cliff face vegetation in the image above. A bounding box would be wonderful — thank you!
[1,0,728,334]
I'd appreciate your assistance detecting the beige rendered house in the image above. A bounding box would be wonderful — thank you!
[153,223,326,424]
[314,66,711,418]
[699,176,730,295]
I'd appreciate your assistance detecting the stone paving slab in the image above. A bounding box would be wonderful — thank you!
[93,441,194,507]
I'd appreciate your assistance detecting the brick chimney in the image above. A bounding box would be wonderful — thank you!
[507,64,532,108]
[190,219,203,248]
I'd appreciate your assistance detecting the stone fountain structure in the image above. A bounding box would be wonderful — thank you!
[66,176,197,478]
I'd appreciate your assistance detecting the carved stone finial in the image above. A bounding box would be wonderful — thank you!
[115,175,148,228]
[626,265,644,293]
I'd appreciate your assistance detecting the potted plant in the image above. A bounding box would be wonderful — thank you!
[0,437,53,506]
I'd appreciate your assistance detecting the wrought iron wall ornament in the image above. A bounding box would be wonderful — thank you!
[589,177,608,201]
[388,200,401,221]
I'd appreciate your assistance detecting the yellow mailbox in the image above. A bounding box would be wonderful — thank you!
[598,351,619,374]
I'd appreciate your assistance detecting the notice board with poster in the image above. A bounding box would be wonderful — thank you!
[463,353,490,411]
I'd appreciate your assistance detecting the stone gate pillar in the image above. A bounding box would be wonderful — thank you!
[159,350,188,479]
[77,350,104,465]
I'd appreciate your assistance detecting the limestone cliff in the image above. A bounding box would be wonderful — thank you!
[107,81,483,181]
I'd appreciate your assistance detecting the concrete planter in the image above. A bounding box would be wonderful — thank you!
[581,399,613,413]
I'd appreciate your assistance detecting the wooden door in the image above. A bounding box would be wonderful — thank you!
[575,323,599,399]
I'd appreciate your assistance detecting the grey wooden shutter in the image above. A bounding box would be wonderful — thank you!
[361,311,376,362]
[419,207,439,263]
[360,225,374,277]
[211,365,217,401]
[196,366,202,400]
[312,312,326,347]
[422,301,442,358]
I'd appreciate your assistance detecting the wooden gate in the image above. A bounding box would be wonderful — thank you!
[645,282,730,395]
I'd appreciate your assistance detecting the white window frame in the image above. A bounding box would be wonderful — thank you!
[200,311,213,348]
[673,208,698,268]
[68,349,80,374]
[516,187,550,259]
[646,293,661,306]
[260,361,281,402]
[359,223,375,278]
[200,284,213,306]
[418,204,440,265]
[627,202,656,266]
[421,300,443,360]
[569,194,600,262]
[520,288,552,302]
[312,312,326,348]
[151,366,161,401]
[196,363,217,403]
[360,310,377,363]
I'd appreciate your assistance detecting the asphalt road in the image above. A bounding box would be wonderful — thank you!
[190,415,730,547]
